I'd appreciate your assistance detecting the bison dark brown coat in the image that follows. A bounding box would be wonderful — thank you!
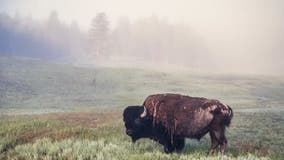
[123,93,233,154]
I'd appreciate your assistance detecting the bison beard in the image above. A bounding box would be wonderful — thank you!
[123,93,233,154]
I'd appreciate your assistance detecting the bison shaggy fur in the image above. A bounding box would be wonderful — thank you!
[123,93,233,154]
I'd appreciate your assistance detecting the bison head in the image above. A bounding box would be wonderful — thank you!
[123,105,152,142]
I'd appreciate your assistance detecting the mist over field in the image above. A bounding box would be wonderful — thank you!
[0,0,284,159]
[1,0,284,75]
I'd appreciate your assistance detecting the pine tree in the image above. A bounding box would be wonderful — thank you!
[89,12,109,57]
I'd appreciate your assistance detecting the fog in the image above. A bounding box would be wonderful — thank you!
[1,0,284,75]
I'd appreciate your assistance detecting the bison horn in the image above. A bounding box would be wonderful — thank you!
[140,106,147,118]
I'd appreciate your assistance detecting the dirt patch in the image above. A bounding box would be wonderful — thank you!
[41,111,121,128]
[235,141,273,156]
[16,127,52,144]
[1,111,121,151]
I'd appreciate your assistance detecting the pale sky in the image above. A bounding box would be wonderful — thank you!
[1,0,283,29]
[1,0,284,74]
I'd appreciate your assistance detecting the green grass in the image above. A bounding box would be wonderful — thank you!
[0,56,284,159]
[1,57,284,114]
[0,115,278,160]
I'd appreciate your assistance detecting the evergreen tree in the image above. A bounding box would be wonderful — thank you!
[89,12,109,57]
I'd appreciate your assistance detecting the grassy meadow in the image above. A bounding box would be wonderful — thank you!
[0,57,284,159]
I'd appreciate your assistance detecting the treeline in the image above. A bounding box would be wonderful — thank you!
[0,11,210,68]
[90,13,209,67]
[0,11,87,62]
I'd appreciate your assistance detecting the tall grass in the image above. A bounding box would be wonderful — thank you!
[0,115,282,160]
[10,137,271,160]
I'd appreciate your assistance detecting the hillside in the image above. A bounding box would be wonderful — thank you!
[1,56,284,115]
[0,56,284,159]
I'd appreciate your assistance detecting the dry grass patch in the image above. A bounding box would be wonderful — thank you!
[40,111,121,128]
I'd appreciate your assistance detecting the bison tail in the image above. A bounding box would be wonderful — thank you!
[223,105,233,127]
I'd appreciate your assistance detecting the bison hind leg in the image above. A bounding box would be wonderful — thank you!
[208,126,228,155]
[219,135,227,155]
[208,130,219,155]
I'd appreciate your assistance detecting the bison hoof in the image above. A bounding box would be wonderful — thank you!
[164,146,174,154]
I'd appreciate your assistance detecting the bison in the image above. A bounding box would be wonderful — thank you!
[123,93,233,154]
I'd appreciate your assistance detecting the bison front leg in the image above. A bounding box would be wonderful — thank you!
[162,138,175,153]
[163,141,175,154]
[174,137,185,152]
[161,137,185,153]
[155,136,175,153]
[164,145,175,154]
